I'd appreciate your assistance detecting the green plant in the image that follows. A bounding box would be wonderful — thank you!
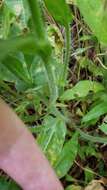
[1,0,107,189]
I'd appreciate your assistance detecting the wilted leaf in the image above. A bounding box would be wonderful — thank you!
[55,132,78,178]
[84,180,104,190]
[66,0,74,4]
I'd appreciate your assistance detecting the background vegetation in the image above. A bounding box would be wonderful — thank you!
[0,0,107,189]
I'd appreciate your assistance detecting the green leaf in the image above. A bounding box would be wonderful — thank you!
[27,0,52,61]
[84,167,94,183]
[0,35,38,61]
[82,102,107,123]
[99,123,107,135]
[6,0,29,26]
[78,128,107,144]
[0,35,52,62]
[65,185,82,190]
[0,177,20,190]
[61,80,104,101]
[2,55,31,85]
[0,2,12,39]
[28,0,46,40]
[37,116,66,166]
[44,0,72,26]
[55,132,78,178]
[0,63,17,82]
[75,0,107,44]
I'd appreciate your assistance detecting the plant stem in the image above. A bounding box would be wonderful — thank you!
[27,0,57,104]
[27,0,46,40]
[62,24,71,87]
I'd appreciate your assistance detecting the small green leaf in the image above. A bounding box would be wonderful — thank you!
[55,132,78,178]
[61,80,104,101]
[82,102,107,123]
[65,185,82,190]
[99,123,107,135]
[44,0,72,26]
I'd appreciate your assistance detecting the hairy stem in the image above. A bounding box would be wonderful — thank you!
[62,24,71,87]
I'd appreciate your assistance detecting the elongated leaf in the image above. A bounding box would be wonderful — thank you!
[61,80,104,101]
[44,0,72,26]
[82,102,107,123]
[66,185,82,190]
[0,63,17,82]
[2,55,31,84]
[37,116,66,166]
[78,128,107,144]
[75,0,107,44]
[0,34,52,62]
[0,2,12,39]
[0,35,38,61]
[55,132,78,178]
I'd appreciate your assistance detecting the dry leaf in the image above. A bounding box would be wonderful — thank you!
[99,177,107,186]
[84,180,104,190]
[66,0,74,4]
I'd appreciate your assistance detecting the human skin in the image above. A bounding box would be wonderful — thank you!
[0,98,63,190]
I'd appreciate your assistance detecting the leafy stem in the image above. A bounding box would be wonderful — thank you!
[27,0,58,104]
